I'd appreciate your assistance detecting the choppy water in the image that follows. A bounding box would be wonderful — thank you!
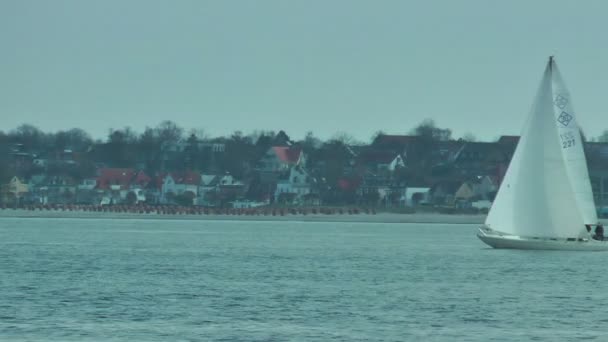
[0,218,607,341]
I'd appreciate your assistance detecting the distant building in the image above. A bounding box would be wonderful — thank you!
[1,176,29,205]
[259,146,304,173]
[161,171,201,204]
[274,165,316,204]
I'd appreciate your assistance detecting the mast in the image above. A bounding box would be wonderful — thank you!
[486,56,588,238]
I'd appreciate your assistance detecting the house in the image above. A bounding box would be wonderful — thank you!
[27,175,48,204]
[1,176,29,205]
[274,165,316,204]
[97,168,137,191]
[434,140,464,164]
[94,168,153,204]
[356,149,405,174]
[353,146,409,206]
[259,146,304,173]
[473,175,498,200]
[429,180,463,205]
[454,182,475,202]
[453,175,498,206]
[45,175,79,204]
[355,169,412,207]
[96,168,136,204]
[132,171,152,188]
[161,171,201,204]
[197,174,220,206]
[195,173,246,206]
[78,178,97,191]
[75,178,101,205]
[452,142,507,165]
[451,142,509,178]
[217,173,246,204]
[126,171,153,204]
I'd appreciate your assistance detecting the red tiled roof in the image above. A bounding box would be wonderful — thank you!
[97,168,136,190]
[133,171,152,187]
[166,171,201,185]
[272,146,301,164]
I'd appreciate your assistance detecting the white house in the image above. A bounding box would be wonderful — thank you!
[218,173,243,187]
[387,154,405,171]
[274,166,314,203]
[197,174,219,206]
[161,171,200,204]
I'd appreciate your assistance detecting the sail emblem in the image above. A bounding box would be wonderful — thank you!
[557,111,573,127]
[554,94,568,109]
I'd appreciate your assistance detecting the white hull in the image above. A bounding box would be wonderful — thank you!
[477,227,608,251]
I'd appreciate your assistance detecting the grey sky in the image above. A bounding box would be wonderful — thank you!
[2,0,608,142]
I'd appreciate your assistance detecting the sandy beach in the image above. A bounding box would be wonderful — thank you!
[0,208,487,224]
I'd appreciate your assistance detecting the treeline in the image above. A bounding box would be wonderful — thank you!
[3,119,608,184]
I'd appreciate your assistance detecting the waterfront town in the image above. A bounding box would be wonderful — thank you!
[2,120,608,216]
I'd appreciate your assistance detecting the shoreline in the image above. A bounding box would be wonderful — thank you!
[0,208,487,224]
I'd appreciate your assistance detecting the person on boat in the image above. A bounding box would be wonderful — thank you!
[585,224,592,233]
[593,225,604,241]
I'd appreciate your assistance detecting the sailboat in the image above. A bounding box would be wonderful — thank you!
[477,56,608,251]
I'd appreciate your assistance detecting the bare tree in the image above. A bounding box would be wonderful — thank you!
[10,124,48,146]
[411,119,452,141]
[331,131,363,146]
[155,120,184,144]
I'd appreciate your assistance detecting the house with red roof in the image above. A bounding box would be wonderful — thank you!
[96,168,137,191]
[259,146,304,173]
[95,168,152,204]
[132,171,152,188]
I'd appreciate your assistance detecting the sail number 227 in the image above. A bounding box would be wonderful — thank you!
[560,132,576,149]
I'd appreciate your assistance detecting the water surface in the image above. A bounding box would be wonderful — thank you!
[0,218,605,341]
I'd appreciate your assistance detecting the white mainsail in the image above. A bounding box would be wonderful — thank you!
[485,58,595,238]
